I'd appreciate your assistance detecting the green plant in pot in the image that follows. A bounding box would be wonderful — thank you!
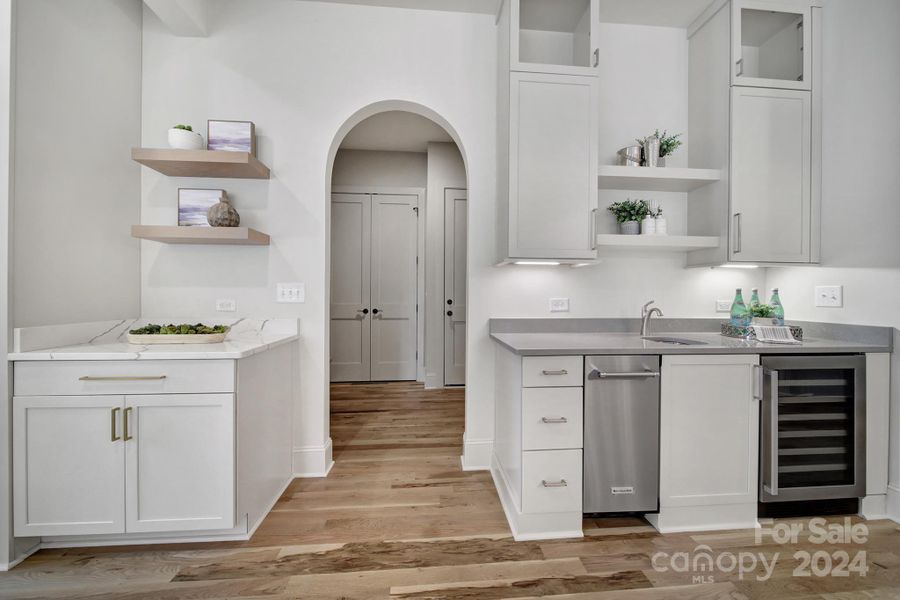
[749,303,776,325]
[607,199,650,235]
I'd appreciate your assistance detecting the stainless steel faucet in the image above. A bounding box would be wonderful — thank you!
[641,300,664,337]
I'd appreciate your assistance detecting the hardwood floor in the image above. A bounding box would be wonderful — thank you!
[1,381,899,599]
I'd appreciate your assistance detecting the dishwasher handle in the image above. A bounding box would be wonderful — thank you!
[588,369,660,380]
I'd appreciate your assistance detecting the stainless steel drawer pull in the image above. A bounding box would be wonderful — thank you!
[79,375,167,382]
[541,479,568,488]
[541,417,568,424]
[594,371,660,379]
[541,369,568,376]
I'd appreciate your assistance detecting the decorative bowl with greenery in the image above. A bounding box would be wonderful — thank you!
[168,123,204,150]
[608,199,650,234]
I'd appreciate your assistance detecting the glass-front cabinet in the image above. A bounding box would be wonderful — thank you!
[732,0,812,90]
[511,0,600,76]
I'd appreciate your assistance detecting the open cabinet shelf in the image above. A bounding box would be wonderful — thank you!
[132,148,271,179]
[598,165,721,192]
[594,234,720,252]
[132,225,270,246]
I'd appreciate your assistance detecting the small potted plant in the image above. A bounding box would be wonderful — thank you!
[656,129,682,167]
[750,304,777,325]
[608,199,650,235]
[168,124,204,150]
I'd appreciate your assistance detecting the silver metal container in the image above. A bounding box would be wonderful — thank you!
[617,145,642,167]
[642,136,660,167]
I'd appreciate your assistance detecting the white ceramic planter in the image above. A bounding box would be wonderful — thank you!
[168,128,204,150]
[641,218,656,235]
[654,217,668,235]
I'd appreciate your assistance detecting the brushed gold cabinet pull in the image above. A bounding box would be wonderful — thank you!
[79,375,167,381]
[111,407,121,442]
[123,407,134,441]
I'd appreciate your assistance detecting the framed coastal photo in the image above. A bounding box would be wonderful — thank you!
[207,120,256,154]
[178,188,225,226]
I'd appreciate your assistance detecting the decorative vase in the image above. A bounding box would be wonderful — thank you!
[620,220,640,235]
[207,198,241,227]
[168,128,204,150]
[657,156,667,167]
[654,217,668,235]
[641,217,656,235]
[642,136,660,167]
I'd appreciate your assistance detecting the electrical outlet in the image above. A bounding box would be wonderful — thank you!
[815,285,843,308]
[215,299,237,312]
[549,298,570,313]
[276,282,305,303]
[716,299,732,313]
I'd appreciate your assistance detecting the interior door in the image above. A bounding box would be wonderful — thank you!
[125,394,235,533]
[370,194,418,381]
[330,193,372,382]
[444,189,467,386]
[13,395,126,536]
[730,86,811,263]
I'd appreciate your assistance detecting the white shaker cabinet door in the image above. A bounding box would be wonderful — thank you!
[508,72,598,260]
[14,395,126,536]
[730,86,811,263]
[124,394,235,533]
[659,355,760,508]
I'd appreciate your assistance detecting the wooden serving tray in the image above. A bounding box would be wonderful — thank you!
[127,329,229,345]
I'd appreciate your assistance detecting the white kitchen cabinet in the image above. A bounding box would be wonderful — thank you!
[125,394,235,533]
[509,0,600,77]
[730,86,811,263]
[732,0,811,90]
[649,354,760,533]
[14,395,126,537]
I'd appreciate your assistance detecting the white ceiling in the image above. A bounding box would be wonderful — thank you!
[339,111,453,152]
[302,0,502,15]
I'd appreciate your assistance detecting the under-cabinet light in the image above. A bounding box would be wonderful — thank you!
[514,261,561,266]
[716,264,759,269]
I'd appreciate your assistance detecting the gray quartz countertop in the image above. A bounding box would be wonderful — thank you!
[488,318,893,356]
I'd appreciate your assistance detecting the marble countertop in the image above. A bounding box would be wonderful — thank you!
[9,318,299,361]
[490,331,891,356]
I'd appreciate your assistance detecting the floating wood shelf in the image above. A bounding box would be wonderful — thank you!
[598,165,721,192]
[132,225,270,246]
[594,234,720,252]
[131,148,270,179]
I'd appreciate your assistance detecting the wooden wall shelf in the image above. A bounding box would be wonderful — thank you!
[132,148,270,179]
[132,225,270,246]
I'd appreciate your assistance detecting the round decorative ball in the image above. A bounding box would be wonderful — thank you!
[207,199,241,227]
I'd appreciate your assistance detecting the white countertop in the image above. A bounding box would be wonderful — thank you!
[9,318,299,361]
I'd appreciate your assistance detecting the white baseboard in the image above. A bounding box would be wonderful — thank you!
[293,438,334,477]
[646,505,759,534]
[860,494,888,521]
[0,540,41,571]
[461,438,492,471]
[247,476,293,537]
[886,484,900,524]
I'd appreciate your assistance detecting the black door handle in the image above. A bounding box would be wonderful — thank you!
[447,299,453,305]
[372,308,380,315]
[447,310,453,317]
[362,308,369,315]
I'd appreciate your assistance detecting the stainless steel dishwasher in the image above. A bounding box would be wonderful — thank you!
[584,356,660,513]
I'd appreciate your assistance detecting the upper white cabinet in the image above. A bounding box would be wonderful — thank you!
[511,0,600,76]
[733,0,811,90]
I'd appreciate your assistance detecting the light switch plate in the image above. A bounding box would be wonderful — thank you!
[815,285,843,308]
[215,299,237,312]
[716,300,732,313]
[549,298,570,313]
[276,282,305,303]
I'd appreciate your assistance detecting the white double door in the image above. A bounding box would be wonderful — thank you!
[331,193,418,382]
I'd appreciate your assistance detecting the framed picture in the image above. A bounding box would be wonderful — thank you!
[178,188,225,226]
[207,120,256,154]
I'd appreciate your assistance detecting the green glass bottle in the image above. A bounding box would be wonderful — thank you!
[730,288,751,327]
[770,288,785,326]
[749,288,761,309]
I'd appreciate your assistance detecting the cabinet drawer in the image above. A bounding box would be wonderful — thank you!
[523,388,583,450]
[522,449,582,514]
[14,360,235,396]
[522,356,583,387]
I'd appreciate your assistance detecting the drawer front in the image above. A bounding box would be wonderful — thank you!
[14,360,235,396]
[523,388,583,450]
[522,356,583,387]
[522,449,583,514]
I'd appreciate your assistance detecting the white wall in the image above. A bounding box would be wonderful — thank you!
[332,149,427,187]
[0,0,11,571]
[13,0,142,328]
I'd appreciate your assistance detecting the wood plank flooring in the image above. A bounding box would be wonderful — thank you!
[1,381,899,599]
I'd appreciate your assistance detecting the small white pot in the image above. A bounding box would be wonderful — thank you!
[641,218,656,235]
[168,128,204,150]
[654,217,668,235]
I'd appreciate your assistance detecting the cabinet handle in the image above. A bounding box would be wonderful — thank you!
[123,407,134,441]
[752,365,763,401]
[110,407,121,442]
[541,479,568,488]
[592,48,599,67]
[541,417,568,424]
[541,369,568,376]
[591,370,660,379]
[732,213,742,254]
[590,208,598,251]
[762,368,779,497]
[736,58,743,76]
[79,375,167,381]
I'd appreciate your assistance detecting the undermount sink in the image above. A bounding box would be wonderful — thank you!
[641,336,709,346]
